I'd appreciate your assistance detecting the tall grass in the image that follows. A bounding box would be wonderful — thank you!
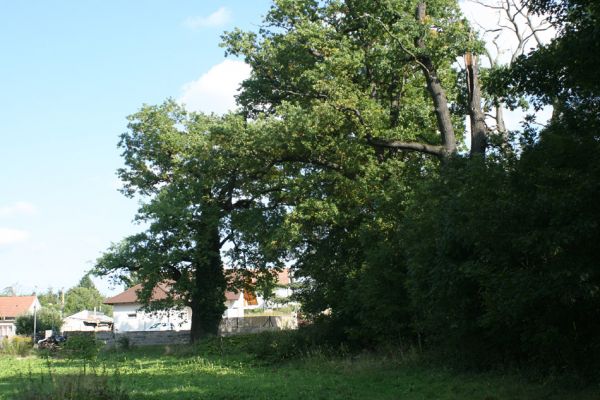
[14,363,129,400]
[0,336,31,357]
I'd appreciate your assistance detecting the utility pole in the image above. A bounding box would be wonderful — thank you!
[60,288,65,318]
[32,304,37,346]
[32,286,38,346]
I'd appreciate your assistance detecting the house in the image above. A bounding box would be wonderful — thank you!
[0,296,41,338]
[104,269,293,333]
[62,310,113,332]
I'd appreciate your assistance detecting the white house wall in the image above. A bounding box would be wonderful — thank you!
[0,323,15,338]
[62,318,96,332]
[112,304,192,332]
[224,297,245,318]
[0,298,42,338]
[111,287,294,332]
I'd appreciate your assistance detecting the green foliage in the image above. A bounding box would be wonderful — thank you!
[218,0,479,351]
[94,0,599,375]
[397,0,600,372]
[95,101,290,340]
[37,277,112,318]
[64,287,111,317]
[243,328,348,363]
[15,308,63,336]
[64,334,102,365]
[0,336,32,357]
[2,340,599,400]
[77,274,95,290]
[37,288,62,312]
[0,286,17,296]
[402,135,600,370]
[490,0,599,113]
[116,336,131,351]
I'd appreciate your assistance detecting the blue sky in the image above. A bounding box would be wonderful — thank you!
[0,1,270,296]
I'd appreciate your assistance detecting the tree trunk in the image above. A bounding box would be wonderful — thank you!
[466,53,488,156]
[415,3,457,156]
[189,212,226,343]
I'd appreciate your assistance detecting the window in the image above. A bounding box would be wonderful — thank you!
[127,313,136,318]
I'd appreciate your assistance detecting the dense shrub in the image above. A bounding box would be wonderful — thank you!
[64,334,102,370]
[189,329,350,363]
[15,308,62,336]
[116,336,131,351]
[0,336,32,357]
[241,325,351,363]
[403,137,600,372]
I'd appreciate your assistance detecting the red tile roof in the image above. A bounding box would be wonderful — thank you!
[103,269,291,305]
[225,291,240,301]
[0,296,38,318]
[104,282,170,305]
[104,282,240,305]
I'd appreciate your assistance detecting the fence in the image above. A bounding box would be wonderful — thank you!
[96,315,297,347]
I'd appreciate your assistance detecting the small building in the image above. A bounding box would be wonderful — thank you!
[104,282,193,332]
[0,296,41,338]
[104,269,293,333]
[62,310,113,332]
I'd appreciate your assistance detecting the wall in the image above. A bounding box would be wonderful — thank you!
[0,322,15,338]
[97,315,298,347]
[97,330,189,347]
[219,315,297,336]
[224,298,244,318]
[112,304,192,332]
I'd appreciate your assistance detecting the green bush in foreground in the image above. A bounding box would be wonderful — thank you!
[190,329,351,364]
[0,336,31,357]
[15,309,62,336]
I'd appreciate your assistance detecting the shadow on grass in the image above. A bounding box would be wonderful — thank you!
[1,348,599,400]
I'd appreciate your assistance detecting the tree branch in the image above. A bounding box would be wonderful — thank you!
[366,135,445,157]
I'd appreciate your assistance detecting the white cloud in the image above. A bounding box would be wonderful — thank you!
[179,59,251,114]
[0,202,37,218]
[183,7,232,29]
[0,228,29,246]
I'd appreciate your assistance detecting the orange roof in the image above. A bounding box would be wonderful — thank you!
[0,296,38,318]
[104,282,170,305]
[104,282,240,305]
[103,269,292,305]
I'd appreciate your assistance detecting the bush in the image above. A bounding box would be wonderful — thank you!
[64,334,102,370]
[403,146,600,372]
[242,326,350,363]
[15,309,63,336]
[0,336,32,357]
[15,308,62,336]
[116,336,131,351]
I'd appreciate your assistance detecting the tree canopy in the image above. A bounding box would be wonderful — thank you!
[96,102,289,341]
[93,0,600,373]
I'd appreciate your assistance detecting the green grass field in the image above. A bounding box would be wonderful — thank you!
[0,336,598,400]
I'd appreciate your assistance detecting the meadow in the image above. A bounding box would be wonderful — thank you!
[0,334,598,400]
